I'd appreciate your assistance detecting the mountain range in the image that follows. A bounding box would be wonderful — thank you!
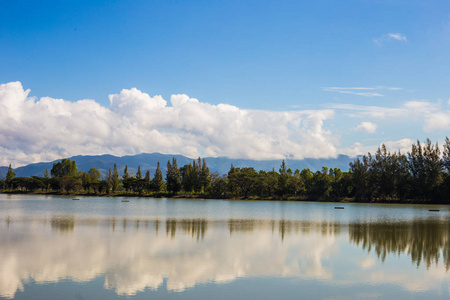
[0,153,356,179]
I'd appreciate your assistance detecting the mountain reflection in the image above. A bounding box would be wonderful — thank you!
[349,220,450,270]
[0,216,449,298]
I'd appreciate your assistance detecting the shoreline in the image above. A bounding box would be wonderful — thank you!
[1,191,448,205]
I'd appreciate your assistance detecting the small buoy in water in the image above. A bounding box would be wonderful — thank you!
[429,209,440,212]
[334,207,344,209]
[121,200,129,202]
[72,198,80,200]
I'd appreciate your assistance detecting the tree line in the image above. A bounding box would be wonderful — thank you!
[1,138,450,203]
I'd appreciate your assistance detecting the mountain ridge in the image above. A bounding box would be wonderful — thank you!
[0,153,355,179]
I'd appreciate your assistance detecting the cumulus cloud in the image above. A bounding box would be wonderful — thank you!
[340,138,414,157]
[355,122,377,133]
[373,33,407,45]
[0,82,339,166]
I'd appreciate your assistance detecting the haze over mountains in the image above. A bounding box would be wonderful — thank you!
[0,153,355,179]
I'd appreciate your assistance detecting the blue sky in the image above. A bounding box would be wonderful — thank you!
[1,0,450,166]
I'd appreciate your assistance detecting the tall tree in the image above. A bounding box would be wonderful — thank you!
[6,164,15,190]
[43,168,50,191]
[349,155,373,200]
[180,163,196,193]
[80,171,90,192]
[136,165,142,180]
[144,170,151,191]
[408,139,442,199]
[199,158,210,193]
[6,164,15,182]
[443,137,450,173]
[111,163,120,192]
[278,160,289,196]
[166,158,182,194]
[152,161,164,192]
[123,165,130,180]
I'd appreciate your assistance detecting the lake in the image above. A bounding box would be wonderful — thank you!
[0,194,449,299]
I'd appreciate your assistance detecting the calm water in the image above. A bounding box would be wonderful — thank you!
[0,194,449,300]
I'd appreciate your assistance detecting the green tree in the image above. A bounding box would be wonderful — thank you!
[443,137,450,173]
[227,167,259,198]
[152,161,164,192]
[349,155,373,200]
[6,164,15,189]
[111,163,120,192]
[136,165,142,180]
[199,158,210,193]
[144,170,151,192]
[123,165,130,180]
[277,160,289,197]
[180,163,196,193]
[166,158,182,194]
[80,171,90,192]
[207,172,227,197]
[43,168,50,191]
[50,159,80,192]
[287,169,303,196]
[408,139,443,200]
[308,167,331,199]
[88,168,101,182]
[51,159,78,178]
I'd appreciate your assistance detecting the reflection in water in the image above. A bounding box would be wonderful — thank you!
[0,215,449,299]
[51,216,75,232]
[349,221,450,270]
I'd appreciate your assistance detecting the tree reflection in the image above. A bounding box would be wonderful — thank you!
[349,220,450,270]
[51,216,75,232]
[8,214,450,270]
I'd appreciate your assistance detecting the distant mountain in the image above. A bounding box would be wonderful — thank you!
[0,153,355,179]
[0,166,8,179]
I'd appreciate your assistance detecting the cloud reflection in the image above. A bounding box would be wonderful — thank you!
[0,217,449,298]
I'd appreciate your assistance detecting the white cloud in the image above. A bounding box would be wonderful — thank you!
[322,87,384,97]
[340,138,414,157]
[0,82,339,167]
[387,33,407,42]
[330,100,450,133]
[321,86,402,97]
[424,112,450,132]
[373,33,407,45]
[355,122,377,133]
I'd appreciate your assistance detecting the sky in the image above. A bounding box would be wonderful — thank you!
[1,0,450,167]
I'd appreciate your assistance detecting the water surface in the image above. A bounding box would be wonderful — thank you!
[0,194,449,299]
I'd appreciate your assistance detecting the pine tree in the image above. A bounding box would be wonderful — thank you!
[443,137,450,173]
[6,164,15,182]
[152,161,164,192]
[199,158,210,193]
[144,170,151,191]
[6,164,15,190]
[123,165,129,180]
[166,157,182,194]
[136,165,142,180]
[112,163,120,192]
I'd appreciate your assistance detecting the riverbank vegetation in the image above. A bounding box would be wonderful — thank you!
[1,138,450,203]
